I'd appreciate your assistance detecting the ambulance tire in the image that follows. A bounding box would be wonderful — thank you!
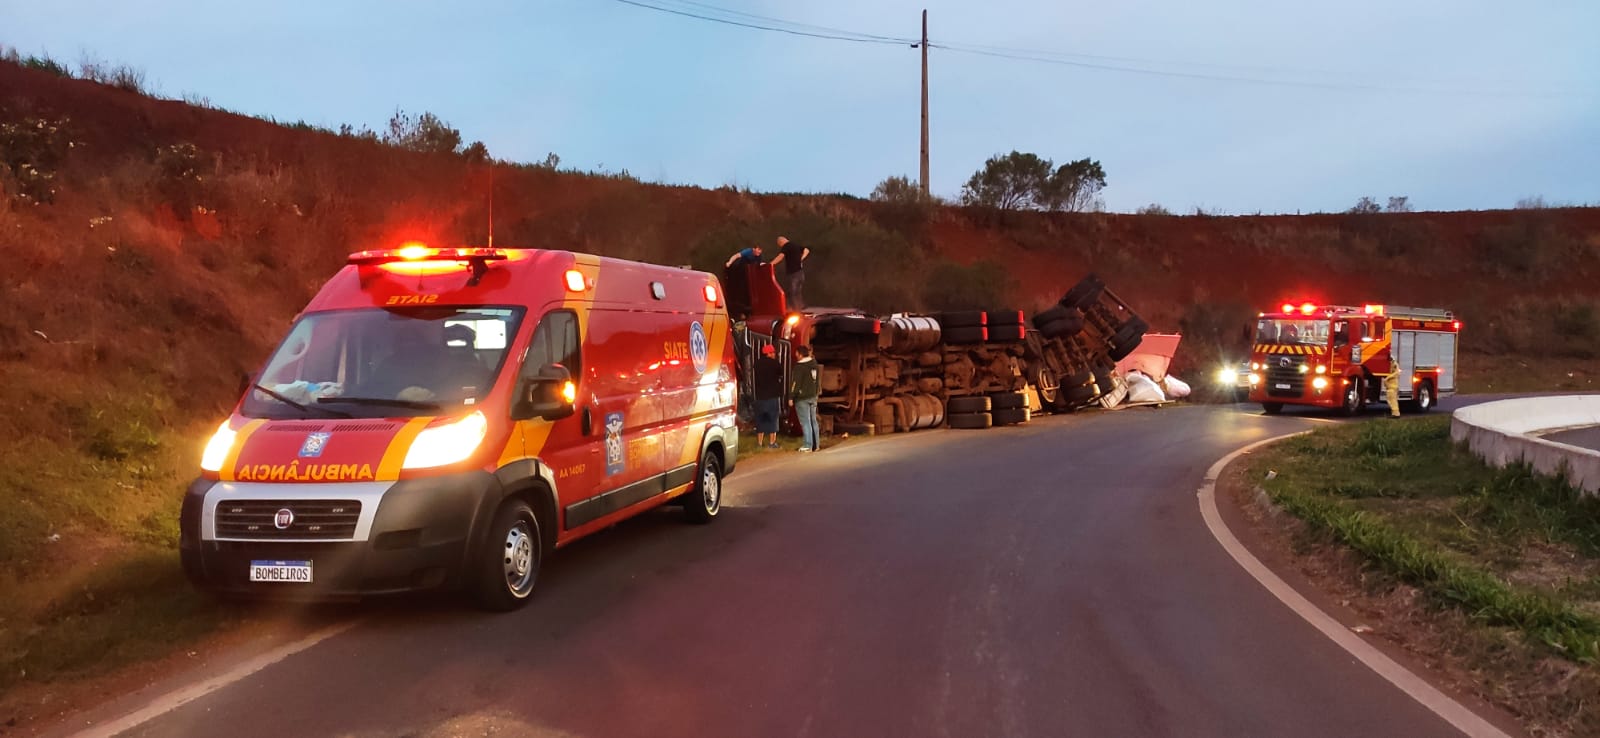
[992,408,1030,426]
[938,310,987,328]
[471,499,542,612]
[944,326,987,345]
[1262,402,1284,415]
[947,396,992,414]
[989,391,1026,410]
[1062,278,1105,310]
[683,450,723,524]
[948,412,993,430]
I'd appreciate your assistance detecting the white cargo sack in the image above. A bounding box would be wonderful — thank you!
[1163,374,1192,399]
[1124,371,1167,403]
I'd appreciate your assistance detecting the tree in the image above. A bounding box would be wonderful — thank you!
[1136,203,1172,215]
[383,110,464,155]
[462,141,490,164]
[1041,158,1107,212]
[960,151,1106,212]
[1385,196,1412,213]
[1349,196,1381,214]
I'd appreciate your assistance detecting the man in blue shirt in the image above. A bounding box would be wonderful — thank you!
[724,245,763,268]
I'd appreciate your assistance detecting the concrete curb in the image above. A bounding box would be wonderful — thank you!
[1450,395,1600,496]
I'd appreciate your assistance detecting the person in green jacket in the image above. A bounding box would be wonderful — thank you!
[789,345,821,452]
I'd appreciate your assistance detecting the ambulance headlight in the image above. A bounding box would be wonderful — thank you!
[403,411,488,469]
[200,421,237,472]
[1218,368,1238,385]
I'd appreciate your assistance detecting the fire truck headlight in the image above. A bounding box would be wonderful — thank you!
[200,421,237,472]
[1218,368,1238,385]
[1250,362,1260,371]
[1315,365,1327,375]
[1297,364,1309,374]
[1247,373,1261,386]
[403,411,488,470]
[1312,377,1330,390]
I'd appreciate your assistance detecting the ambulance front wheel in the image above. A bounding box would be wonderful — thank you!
[470,499,542,612]
[683,450,723,524]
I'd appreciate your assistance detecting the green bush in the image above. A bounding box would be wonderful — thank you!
[921,260,1015,311]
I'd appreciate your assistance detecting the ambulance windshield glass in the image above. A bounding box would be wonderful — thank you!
[242,307,524,419]
[1255,318,1330,347]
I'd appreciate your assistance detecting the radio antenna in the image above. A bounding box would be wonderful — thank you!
[486,163,495,248]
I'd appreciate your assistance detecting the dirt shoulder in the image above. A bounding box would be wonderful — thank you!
[1216,420,1600,737]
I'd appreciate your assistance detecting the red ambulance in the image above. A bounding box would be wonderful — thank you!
[179,244,739,610]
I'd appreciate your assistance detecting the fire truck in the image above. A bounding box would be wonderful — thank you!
[721,264,1150,433]
[1246,301,1460,415]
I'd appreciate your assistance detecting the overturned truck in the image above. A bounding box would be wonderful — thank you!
[724,264,1149,434]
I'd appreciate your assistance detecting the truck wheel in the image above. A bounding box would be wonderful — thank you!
[938,310,987,328]
[988,325,1026,342]
[1064,368,1092,388]
[948,412,992,429]
[947,396,991,414]
[992,408,1030,426]
[1262,402,1284,415]
[1339,378,1364,416]
[471,500,542,612]
[987,309,1025,327]
[1063,384,1096,404]
[1032,305,1071,328]
[944,326,987,344]
[1061,277,1105,309]
[1039,315,1084,339]
[1092,369,1115,397]
[683,450,723,524]
[1407,381,1435,414]
[989,391,1026,410]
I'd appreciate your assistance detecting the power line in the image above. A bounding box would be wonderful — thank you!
[607,0,914,46]
[606,0,1579,97]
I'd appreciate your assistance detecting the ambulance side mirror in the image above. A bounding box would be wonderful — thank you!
[513,364,576,421]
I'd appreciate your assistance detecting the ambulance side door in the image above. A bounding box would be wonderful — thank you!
[517,310,603,530]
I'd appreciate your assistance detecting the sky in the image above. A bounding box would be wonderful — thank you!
[3,0,1597,213]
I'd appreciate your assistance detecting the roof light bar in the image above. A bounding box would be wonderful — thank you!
[348,246,509,266]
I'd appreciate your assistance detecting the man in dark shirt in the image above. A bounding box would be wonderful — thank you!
[754,343,784,449]
[767,236,809,309]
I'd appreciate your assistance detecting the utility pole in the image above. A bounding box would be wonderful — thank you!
[919,9,930,196]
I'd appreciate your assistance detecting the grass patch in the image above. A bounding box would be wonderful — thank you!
[1250,416,1600,663]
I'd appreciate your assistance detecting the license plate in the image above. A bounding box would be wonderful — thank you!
[250,560,313,583]
[1274,383,1291,390]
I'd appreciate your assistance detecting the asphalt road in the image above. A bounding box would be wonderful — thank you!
[79,401,1498,738]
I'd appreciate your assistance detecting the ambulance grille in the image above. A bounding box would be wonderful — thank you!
[215,500,361,540]
[331,422,396,433]
[264,423,328,433]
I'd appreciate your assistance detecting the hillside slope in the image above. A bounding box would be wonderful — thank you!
[1,60,1598,692]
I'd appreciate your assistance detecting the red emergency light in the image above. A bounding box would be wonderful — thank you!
[1363,304,1385,315]
[348,245,509,266]
[1280,303,1295,314]
[1299,302,1317,315]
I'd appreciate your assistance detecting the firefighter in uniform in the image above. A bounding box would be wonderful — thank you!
[1381,364,1401,418]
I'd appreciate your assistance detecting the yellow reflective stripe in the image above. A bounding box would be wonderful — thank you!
[377,417,434,480]
[219,419,268,482]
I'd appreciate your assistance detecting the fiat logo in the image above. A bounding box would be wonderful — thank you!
[274,508,295,530]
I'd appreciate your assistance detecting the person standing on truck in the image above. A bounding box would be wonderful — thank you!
[789,344,820,452]
[767,236,810,309]
[724,245,763,269]
[755,343,784,448]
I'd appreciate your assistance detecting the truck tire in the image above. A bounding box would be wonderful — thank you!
[1108,335,1142,361]
[1038,315,1085,339]
[470,500,542,612]
[1063,384,1096,404]
[948,412,993,430]
[1092,369,1115,397]
[1405,381,1435,413]
[1339,377,1364,416]
[834,315,880,336]
[987,309,1026,327]
[947,396,991,414]
[1064,368,1093,388]
[682,449,723,524]
[938,310,987,328]
[989,391,1026,410]
[943,326,987,344]
[1061,277,1105,309]
[1262,402,1284,415]
[992,408,1030,426]
[987,325,1027,342]
[1112,318,1148,347]
[1033,305,1071,328]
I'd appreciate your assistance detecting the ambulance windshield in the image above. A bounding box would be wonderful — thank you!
[242,306,524,419]
[1255,318,1331,347]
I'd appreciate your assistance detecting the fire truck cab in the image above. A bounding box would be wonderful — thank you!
[179,244,738,610]
[1247,302,1459,416]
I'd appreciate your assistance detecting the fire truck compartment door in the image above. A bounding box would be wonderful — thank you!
[1412,331,1456,392]
[1395,331,1416,394]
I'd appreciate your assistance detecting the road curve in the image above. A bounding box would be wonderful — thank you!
[73,402,1498,738]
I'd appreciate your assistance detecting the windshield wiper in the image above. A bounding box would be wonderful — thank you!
[317,396,443,411]
[252,384,352,418]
